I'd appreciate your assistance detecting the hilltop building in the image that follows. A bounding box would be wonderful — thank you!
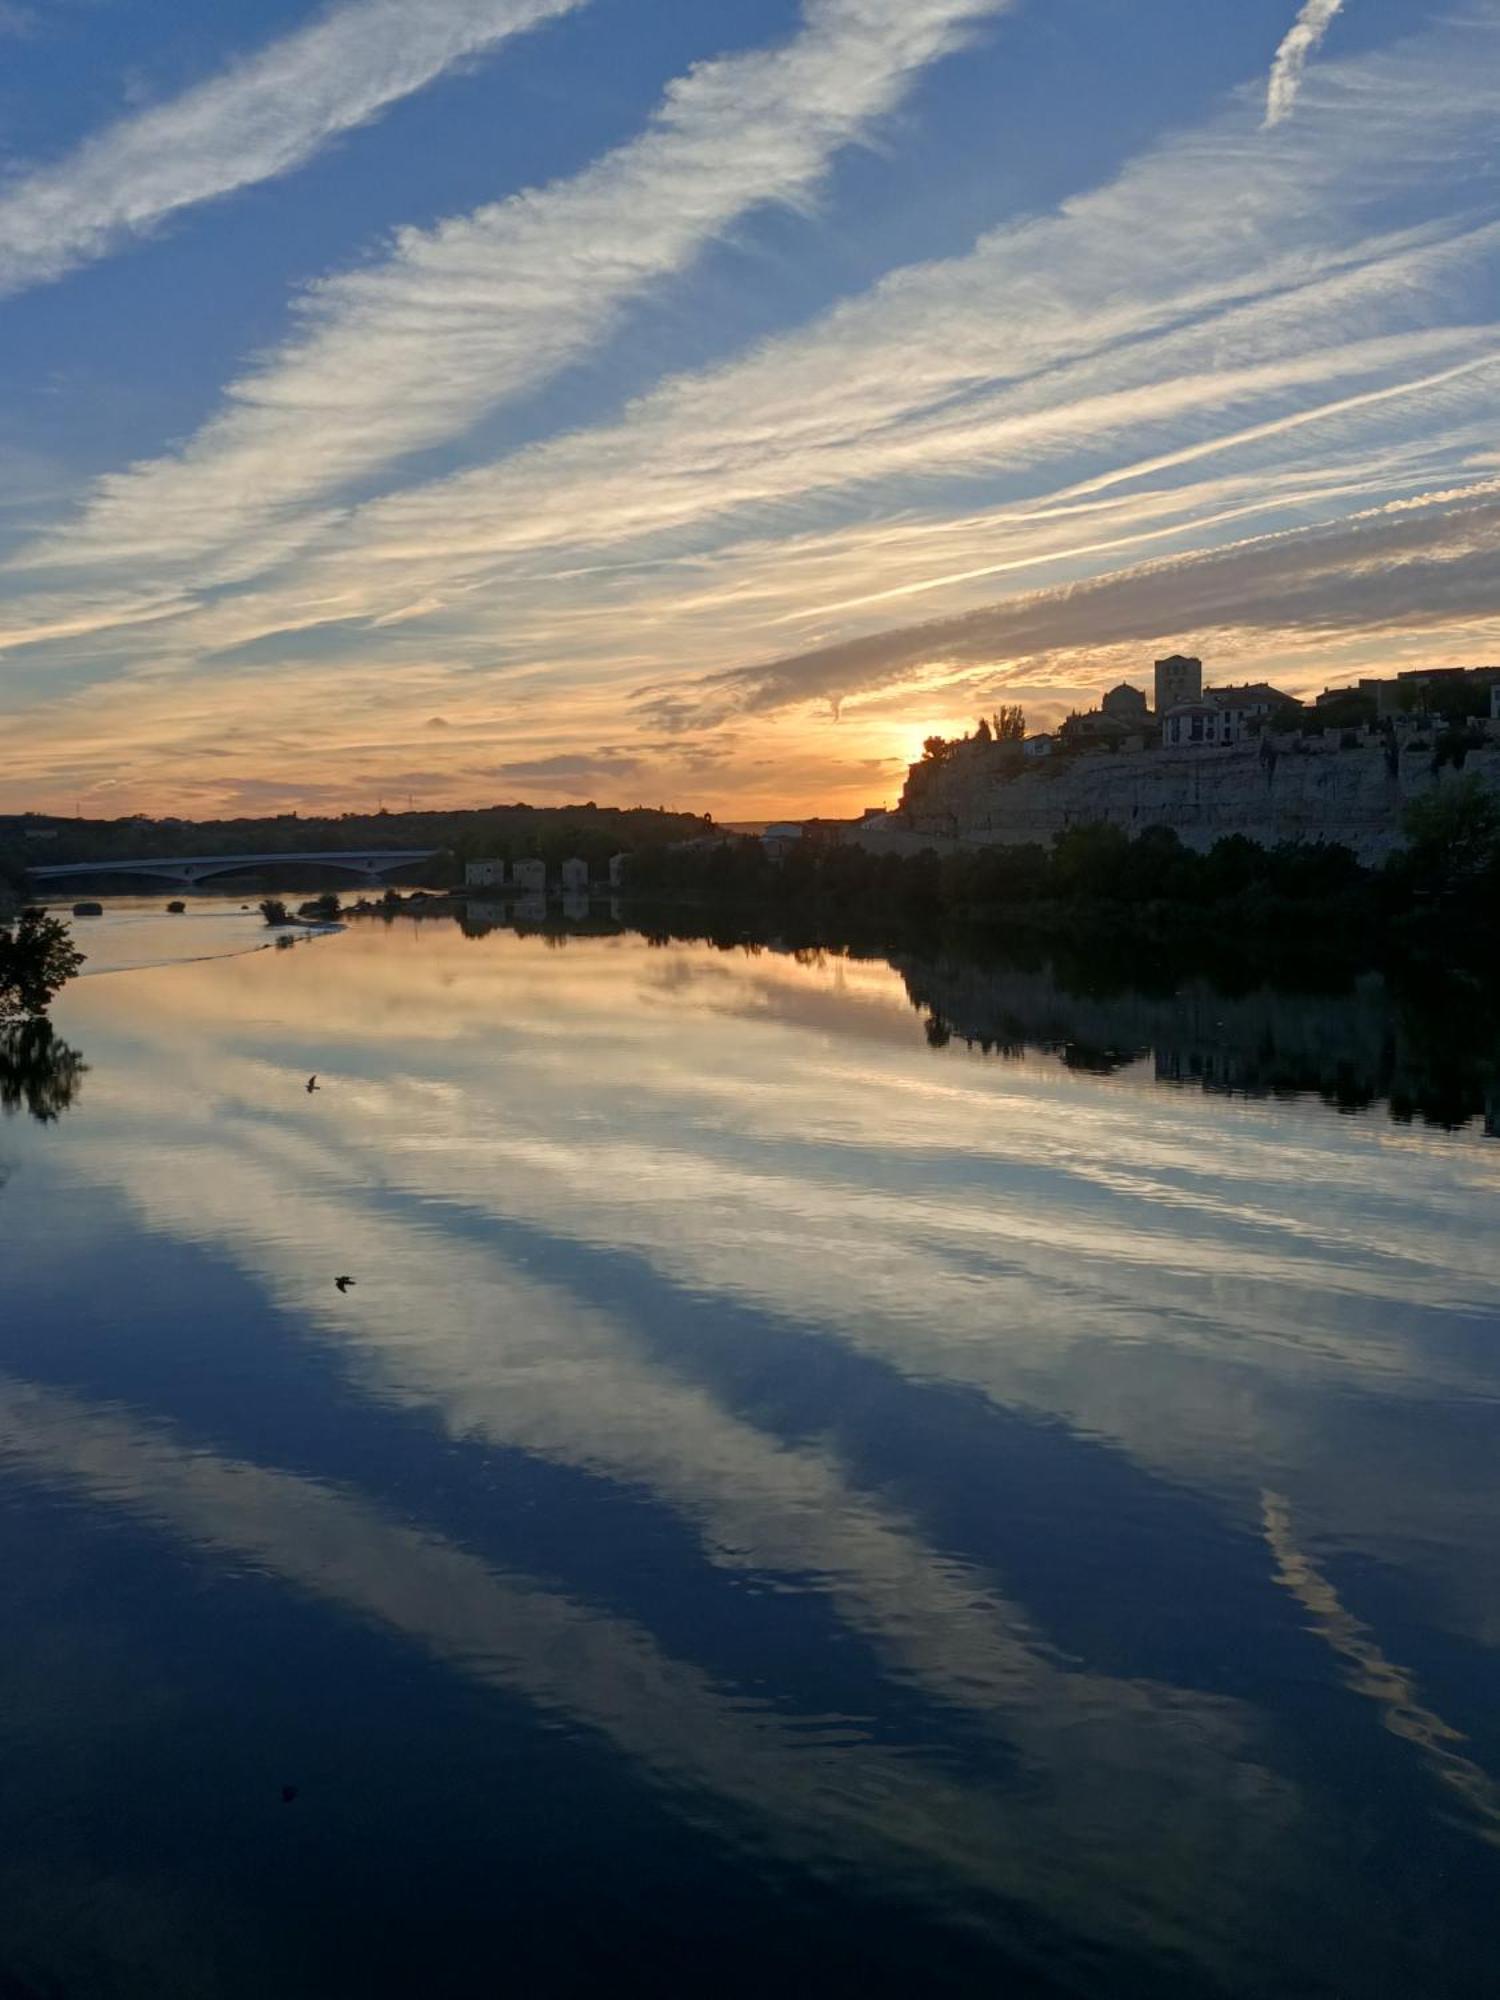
[1101,682,1150,722]
[1061,709,1134,748]
[883,657,1500,863]
[762,821,805,855]
[1161,682,1294,748]
[1350,665,1500,716]
[1154,654,1202,713]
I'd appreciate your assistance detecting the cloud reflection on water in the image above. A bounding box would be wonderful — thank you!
[6,917,1498,1989]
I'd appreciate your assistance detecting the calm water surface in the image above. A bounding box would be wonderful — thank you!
[2,905,1498,1997]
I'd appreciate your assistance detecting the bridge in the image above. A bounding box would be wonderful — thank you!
[29,849,438,888]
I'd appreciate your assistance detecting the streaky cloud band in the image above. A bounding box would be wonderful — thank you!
[0,0,586,296]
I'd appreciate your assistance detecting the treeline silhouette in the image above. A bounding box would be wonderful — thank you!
[624,797,1500,980]
[0,802,711,877]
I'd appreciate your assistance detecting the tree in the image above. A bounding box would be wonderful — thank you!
[992,705,1026,742]
[1310,693,1374,733]
[1397,775,1500,899]
[0,909,85,1022]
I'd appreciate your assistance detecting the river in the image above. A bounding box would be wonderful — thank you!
[1,900,1497,1997]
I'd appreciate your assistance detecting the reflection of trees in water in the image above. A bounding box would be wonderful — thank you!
[0,1019,89,1124]
[429,902,1500,1135]
[901,954,1500,1137]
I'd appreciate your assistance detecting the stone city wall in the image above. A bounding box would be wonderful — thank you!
[882,733,1500,865]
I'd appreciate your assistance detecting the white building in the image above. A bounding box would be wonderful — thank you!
[1208,682,1295,737]
[761,822,803,851]
[1021,734,1055,760]
[560,856,589,893]
[1161,701,1232,749]
[512,858,546,894]
[1162,683,1294,748]
[608,853,629,888]
[464,859,505,888]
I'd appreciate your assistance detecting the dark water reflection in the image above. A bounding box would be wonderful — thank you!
[897,951,1500,1136]
[1,910,1497,1997]
[0,1019,89,1124]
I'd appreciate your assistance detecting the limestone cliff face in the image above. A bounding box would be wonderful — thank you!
[897,737,1500,863]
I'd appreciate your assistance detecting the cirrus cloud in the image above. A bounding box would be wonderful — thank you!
[0,0,588,296]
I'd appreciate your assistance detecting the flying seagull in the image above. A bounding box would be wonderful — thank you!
[335,1275,355,1293]
[306,1075,320,1093]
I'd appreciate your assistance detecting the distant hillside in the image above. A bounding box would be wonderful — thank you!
[1,803,713,882]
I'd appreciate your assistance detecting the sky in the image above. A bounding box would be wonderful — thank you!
[0,0,1497,820]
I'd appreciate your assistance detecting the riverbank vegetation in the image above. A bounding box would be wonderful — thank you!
[0,802,711,884]
[0,909,85,1022]
[622,778,1500,984]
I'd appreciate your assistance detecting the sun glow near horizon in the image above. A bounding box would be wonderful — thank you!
[3,2,1499,817]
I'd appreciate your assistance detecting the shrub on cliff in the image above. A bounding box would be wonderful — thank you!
[1394,776,1500,903]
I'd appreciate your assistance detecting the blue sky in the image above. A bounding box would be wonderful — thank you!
[0,0,1495,816]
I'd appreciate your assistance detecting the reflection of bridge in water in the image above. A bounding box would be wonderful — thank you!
[30,849,437,888]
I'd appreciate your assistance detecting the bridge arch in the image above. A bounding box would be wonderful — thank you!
[29,849,438,890]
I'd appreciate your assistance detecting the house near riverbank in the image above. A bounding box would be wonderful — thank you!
[463,856,599,895]
[464,856,549,893]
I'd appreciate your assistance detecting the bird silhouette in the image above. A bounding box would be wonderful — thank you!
[335,1275,355,1293]
[306,1074,319,1093]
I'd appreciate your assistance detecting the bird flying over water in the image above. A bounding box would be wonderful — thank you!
[306,1074,319,1093]
[335,1275,355,1292]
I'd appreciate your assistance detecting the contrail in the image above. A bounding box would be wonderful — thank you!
[1264,0,1346,127]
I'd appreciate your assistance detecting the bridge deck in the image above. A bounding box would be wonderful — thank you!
[31,849,437,883]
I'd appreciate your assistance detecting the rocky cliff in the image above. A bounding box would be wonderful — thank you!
[893,734,1500,864]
